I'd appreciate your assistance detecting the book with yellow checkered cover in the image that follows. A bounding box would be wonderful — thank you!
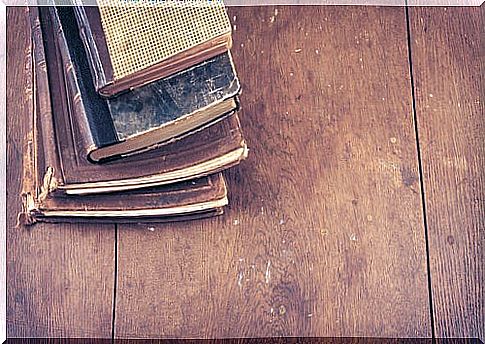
[75,0,232,97]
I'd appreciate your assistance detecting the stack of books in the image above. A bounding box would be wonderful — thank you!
[19,3,247,225]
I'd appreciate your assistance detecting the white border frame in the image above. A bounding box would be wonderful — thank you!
[1,0,7,343]
[0,2,482,343]
[1,0,484,6]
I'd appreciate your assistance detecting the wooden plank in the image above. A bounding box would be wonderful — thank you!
[114,6,431,338]
[6,8,115,338]
[409,6,484,340]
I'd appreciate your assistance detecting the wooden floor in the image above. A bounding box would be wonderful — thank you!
[6,5,483,340]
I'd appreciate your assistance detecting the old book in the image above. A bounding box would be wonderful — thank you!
[38,6,247,195]
[52,6,240,162]
[74,1,232,97]
[19,9,228,225]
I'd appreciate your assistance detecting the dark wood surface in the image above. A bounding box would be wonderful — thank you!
[409,6,484,339]
[5,5,483,340]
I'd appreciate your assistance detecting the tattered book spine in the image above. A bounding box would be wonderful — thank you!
[73,6,107,94]
[19,7,61,226]
[19,123,37,226]
[19,8,41,226]
[48,7,97,157]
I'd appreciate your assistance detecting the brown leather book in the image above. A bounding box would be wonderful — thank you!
[75,2,233,98]
[19,9,228,225]
[35,6,247,196]
[50,6,240,162]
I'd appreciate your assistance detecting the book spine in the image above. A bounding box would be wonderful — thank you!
[73,5,107,92]
[19,7,62,225]
[19,8,38,226]
[48,7,97,156]
[32,8,62,189]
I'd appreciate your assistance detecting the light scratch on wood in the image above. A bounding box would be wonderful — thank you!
[265,260,271,284]
[237,271,244,288]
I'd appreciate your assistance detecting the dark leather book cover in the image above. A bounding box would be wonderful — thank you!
[19,7,227,225]
[51,6,240,162]
[73,2,232,97]
[38,6,247,196]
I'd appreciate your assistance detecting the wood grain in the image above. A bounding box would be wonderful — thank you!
[6,8,115,338]
[114,6,430,338]
[409,6,484,340]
